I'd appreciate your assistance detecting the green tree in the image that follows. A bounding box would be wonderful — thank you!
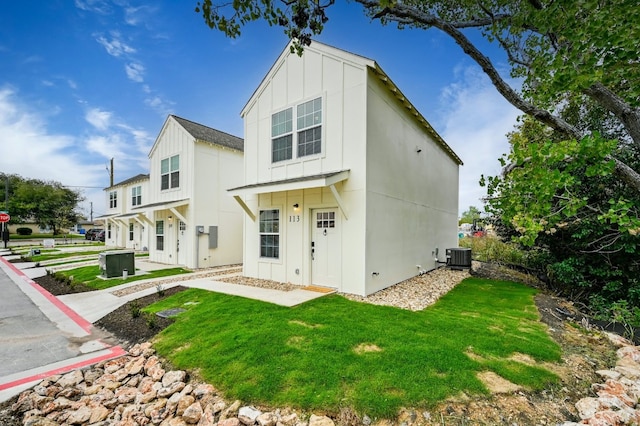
[1,173,84,235]
[459,206,482,225]
[483,111,639,315]
[195,0,640,221]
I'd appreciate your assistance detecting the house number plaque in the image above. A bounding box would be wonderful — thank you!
[289,215,300,223]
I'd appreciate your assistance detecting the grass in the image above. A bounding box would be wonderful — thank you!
[54,265,191,290]
[151,278,561,419]
[29,250,108,262]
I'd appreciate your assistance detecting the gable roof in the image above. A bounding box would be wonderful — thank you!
[171,115,244,152]
[105,173,149,190]
[242,40,462,166]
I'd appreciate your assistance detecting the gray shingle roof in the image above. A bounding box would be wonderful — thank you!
[107,173,149,189]
[171,115,244,152]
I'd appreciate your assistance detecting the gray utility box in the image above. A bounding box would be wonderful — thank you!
[99,251,135,278]
[446,248,472,269]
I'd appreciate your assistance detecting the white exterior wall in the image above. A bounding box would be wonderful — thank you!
[191,142,244,268]
[241,44,369,293]
[146,117,243,268]
[364,70,459,295]
[147,119,195,266]
[104,186,125,247]
[124,179,150,251]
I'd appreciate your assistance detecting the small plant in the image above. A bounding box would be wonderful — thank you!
[156,284,166,297]
[145,312,157,329]
[608,300,640,342]
[129,301,142,318]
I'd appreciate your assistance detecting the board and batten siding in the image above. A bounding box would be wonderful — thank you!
[191,141,244,268]
[240,43,370,290]
[148,119,195,204]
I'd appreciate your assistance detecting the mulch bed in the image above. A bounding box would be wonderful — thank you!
[33,274,189,346]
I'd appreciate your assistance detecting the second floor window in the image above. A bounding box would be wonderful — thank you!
[271,97,322,163]
[109,191,117,208]
[131,186,142,206]
[161,155,179,190]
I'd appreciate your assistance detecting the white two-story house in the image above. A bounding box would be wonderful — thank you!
[230,41,463,296]
[103,173,150,249]
[103,115,244,269]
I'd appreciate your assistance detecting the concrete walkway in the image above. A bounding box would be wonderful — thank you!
[0,250,332,402]
[0,251,125,403]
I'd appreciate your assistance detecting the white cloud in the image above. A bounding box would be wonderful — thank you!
[75,0,112,15]
[0,87,107,214]
[124,5,155,26]
[96,34,136,57]
[85,108,112,130]
[437,67,521,215]
[144,95,174,118]
[125,62,145,82]
[0,87,155,219]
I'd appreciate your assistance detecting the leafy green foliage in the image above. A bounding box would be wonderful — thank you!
[483,115,640,318]
[153,279,560,417]
[459,205,482,225]
[1,173,84,234]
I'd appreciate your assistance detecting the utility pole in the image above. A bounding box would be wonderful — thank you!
[90,202,94,222]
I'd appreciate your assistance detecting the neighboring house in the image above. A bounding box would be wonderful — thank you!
[101,174,151,249]
[229,41,463,296]
[101,115,245,269]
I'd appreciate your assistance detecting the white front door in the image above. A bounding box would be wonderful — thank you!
[311,209,341,288]
[177,221,187,265]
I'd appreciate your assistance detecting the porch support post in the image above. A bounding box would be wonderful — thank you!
[329,184,349,220]
[136,213,154,226]
[169,207,187,225]
[233,195,256,222]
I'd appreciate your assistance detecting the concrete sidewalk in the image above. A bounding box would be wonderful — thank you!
[58,270,332,323]
[0,250,332,402]
[0,251,125,403]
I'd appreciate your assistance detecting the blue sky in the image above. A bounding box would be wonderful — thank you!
[0,1,520,219]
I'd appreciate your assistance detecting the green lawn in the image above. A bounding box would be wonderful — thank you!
[151,278,561,418]
[55,265,191,290]
[29,249,108,262]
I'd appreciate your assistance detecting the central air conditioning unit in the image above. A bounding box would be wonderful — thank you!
[99,251,136,278]
[446,248,472,269]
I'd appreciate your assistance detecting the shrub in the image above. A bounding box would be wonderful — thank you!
[16,227,32,235]
[130,301,142,318]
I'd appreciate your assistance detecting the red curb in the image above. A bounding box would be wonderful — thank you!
[0,255,93,333]
[0,346,127,391]
[0,254,127,393]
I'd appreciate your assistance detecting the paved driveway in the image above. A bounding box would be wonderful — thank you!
[0,253,124,402]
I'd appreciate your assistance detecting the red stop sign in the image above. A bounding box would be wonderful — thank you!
[0,213,10,223]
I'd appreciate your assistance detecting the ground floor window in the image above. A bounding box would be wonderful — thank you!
[107,223,112,239]
[156,220,164,251]
[259,209,279,258]
[129,223,134,241]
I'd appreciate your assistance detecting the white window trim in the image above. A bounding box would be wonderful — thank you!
[270,96,325,166]
[259,208,281,260]
[156,220,164,251]
[131,186,142,207]
[161,155,180,191]
[109,190,117,209]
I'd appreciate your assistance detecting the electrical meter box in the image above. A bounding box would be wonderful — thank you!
[99,251,135,278]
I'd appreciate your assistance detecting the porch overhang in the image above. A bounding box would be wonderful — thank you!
[132,199,189,213]
[228,170,350,221]
[111,212,154,226]
[132,198,190,225]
